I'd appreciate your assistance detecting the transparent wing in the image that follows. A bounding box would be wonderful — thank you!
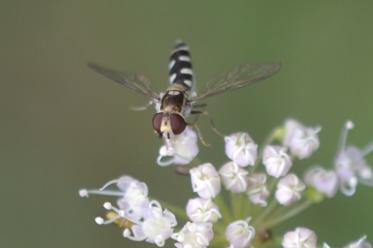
[191,63,281,101]
[88,62,159,99]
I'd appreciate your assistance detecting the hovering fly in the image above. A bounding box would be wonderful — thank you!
[88,40,280,140]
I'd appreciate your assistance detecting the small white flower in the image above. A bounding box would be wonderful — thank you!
[172,222,214,248]
[304,166,338,198]
[336,146,373,196]
[219,161,249,192]
[276,174,305,206]
[124,201,177,247]
[190,163,221,199]
[334,121,373,196]
[263,145,292,178]
[157,127,199,166]
[247,173,269,207]
[283,119,321,160]
[116,176,150,220]
[225,218,255,248]
[79,176,150,221]
[345,236,372,248]
[282,227,317,248]
[225,132,258,167]
[186,197,222,223]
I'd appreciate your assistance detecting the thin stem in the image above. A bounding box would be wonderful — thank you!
[242,195,252,217]
[215,194,233,224]
[252,199,277,227]
[261,200,312,229]
[268,177,280,194]
[230,192,244,219]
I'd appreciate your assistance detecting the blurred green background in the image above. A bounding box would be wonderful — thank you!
[1,0,373,247]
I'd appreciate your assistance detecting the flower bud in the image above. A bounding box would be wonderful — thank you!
[186,197,221,223]
[283,119,320,160]
[225,219,255,248]
[225,132,258,167]
[282,227,317,248]
[304,166,338,198]
[219,161,249,193]
[190,163,221,199]
[275,174,305,206]
[247,173,269,207]
[172,222,214,248]
[263,145,292,178]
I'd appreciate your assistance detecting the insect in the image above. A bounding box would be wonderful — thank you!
[88,40,280,141]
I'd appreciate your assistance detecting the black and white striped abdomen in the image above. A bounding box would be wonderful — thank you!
[168,40,194,90]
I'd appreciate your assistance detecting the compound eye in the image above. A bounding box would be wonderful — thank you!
[170,113,187,135]
[152,113,163,134]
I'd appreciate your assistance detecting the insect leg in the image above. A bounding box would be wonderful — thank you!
[130,100,154,111]
[190,123,210,147]
[192,103,207,108]
[191,110,225,138]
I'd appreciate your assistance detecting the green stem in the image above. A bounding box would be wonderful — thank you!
[261,200,312,229]
[231,192,244,219]
[215,194,233,224]
[252,198,277,227]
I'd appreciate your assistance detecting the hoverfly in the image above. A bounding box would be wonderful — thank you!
[88,40,280,141]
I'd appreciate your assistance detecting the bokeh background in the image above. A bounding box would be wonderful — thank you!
[1,1,373,247]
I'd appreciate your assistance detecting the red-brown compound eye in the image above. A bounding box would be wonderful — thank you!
[170,113,187,135]
[152,112,164,135]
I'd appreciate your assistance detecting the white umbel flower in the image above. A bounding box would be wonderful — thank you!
[219,161,249,192]
[123,201,177,247]
[275,174,306,206]
[282,227,317,248]
[345,236,372,248]
[116,176,150,220]
[334,121,373,196]
[186,197,222,223]
[157,127,199,166]
[336,145,373,196]
[225,132,258,167]
[283,119,321,160]
[190,163,221,199]
[247,173,269,207]
[172,222,214,248]
[225,218,255,248]
[79,176,150,221]
[263,145,292,178]
[304,166,338,198]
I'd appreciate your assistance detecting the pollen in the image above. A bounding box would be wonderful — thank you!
[106,211,134,229]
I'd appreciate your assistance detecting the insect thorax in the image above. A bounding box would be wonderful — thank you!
[161,88,187,113]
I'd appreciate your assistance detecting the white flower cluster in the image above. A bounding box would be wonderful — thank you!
[79,176,177,247]
[79,118,372,248]
[304,121,373,197]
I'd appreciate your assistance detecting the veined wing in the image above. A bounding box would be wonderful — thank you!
[191,63,281,102]
[88,62,159,99]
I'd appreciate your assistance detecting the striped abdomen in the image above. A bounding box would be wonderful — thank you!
[168,40,194,90]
